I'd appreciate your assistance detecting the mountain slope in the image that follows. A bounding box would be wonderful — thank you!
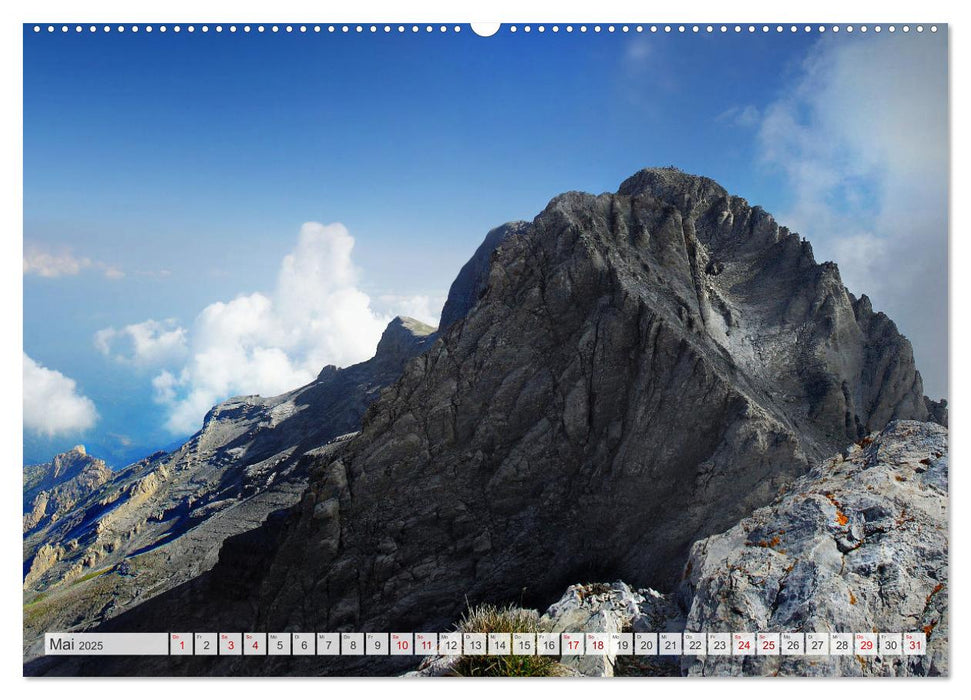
[23,316,435,660]
[23,446,112,535]
[27,168,940,676]
[244,168,931,634]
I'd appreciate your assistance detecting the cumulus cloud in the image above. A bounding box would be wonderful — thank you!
[151,222,419,434]
[23,245,125,279]
[23,354,99,437]
[754,35,948,398]
[94,319,188,366]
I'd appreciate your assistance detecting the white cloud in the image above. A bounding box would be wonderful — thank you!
[23,245,125,279]
[94,319,188,366]
[23,354,98,437]
[754,35,948,398]
[23,248,91,277]
[150,222,421,434]
[716,104,760,128]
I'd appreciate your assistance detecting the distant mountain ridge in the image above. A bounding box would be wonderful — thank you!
[22,316,436,660]
[23,445,112,534]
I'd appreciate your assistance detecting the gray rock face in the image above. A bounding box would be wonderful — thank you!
[23,446,112,535]
[438,221,528,332]
[679,420,947,676]
[26,169,941,677]
[408,420,948,678]
[22,317,435,661]
[242,168,931,639]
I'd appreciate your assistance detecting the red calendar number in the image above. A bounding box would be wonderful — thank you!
[737,640,751,651]
[860,640,873,651]
[762,640,776,651]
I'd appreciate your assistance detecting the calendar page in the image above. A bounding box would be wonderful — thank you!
[21,12,949,680]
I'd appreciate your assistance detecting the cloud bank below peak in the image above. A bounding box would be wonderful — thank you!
[125,222,441,435]
[23,354,99,437]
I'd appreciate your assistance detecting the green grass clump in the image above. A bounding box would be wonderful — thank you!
[450,603,568,677]
[73,567,110,584]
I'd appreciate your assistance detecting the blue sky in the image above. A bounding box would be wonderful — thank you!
[23,25,948,465]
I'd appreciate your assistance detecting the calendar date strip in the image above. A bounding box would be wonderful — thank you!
[45,631,928,657]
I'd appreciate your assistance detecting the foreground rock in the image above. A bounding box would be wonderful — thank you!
[407,420,948,678]
[22,317,435,661]
[679,420,947,676]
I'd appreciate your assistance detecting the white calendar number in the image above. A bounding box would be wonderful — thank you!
[561,632,584,655]
[415,633,438,655]
[610,632,633,656]
[169,633,192,656]
[585,633,608,655]
[268,633,291,656]
[194,632,217,656]
[537,632,560,656]
[634,632,658,656]
[438,632,462,656]
[757,632,780,656]
[707,633,730,656]
[390,633,413,656]
[805,633,829,656]
[879,633,902,656]
[316,632,339,655]
[855,633,878,656]
[293,632,315,655]
[733,633,755,656]
[244,632,266,655]
[366,632,389,655]
[488,633,511,655]
[341,632,364,655]
[683,632,706,656]
[830,633,853,656]
[513,633,536,655]
[781,632,804,655]
[904,632,926,656]
[659,632,682,656]
[219,632,242,656]
[463,633,486,655]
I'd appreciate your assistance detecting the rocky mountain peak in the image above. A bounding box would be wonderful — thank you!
[23,168,945,678]
[617,167,729,214]
[229,167,934,636]
[23,447,111,535]
[439,221,529,331]
[373,316,437,365]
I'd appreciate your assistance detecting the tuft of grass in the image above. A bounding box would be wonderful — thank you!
[73,567,111,585]
[450,603,568,677]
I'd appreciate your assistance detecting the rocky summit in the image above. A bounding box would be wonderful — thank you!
[25,168,945,676]
[24,446,111,537]
[243,168,935,635]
